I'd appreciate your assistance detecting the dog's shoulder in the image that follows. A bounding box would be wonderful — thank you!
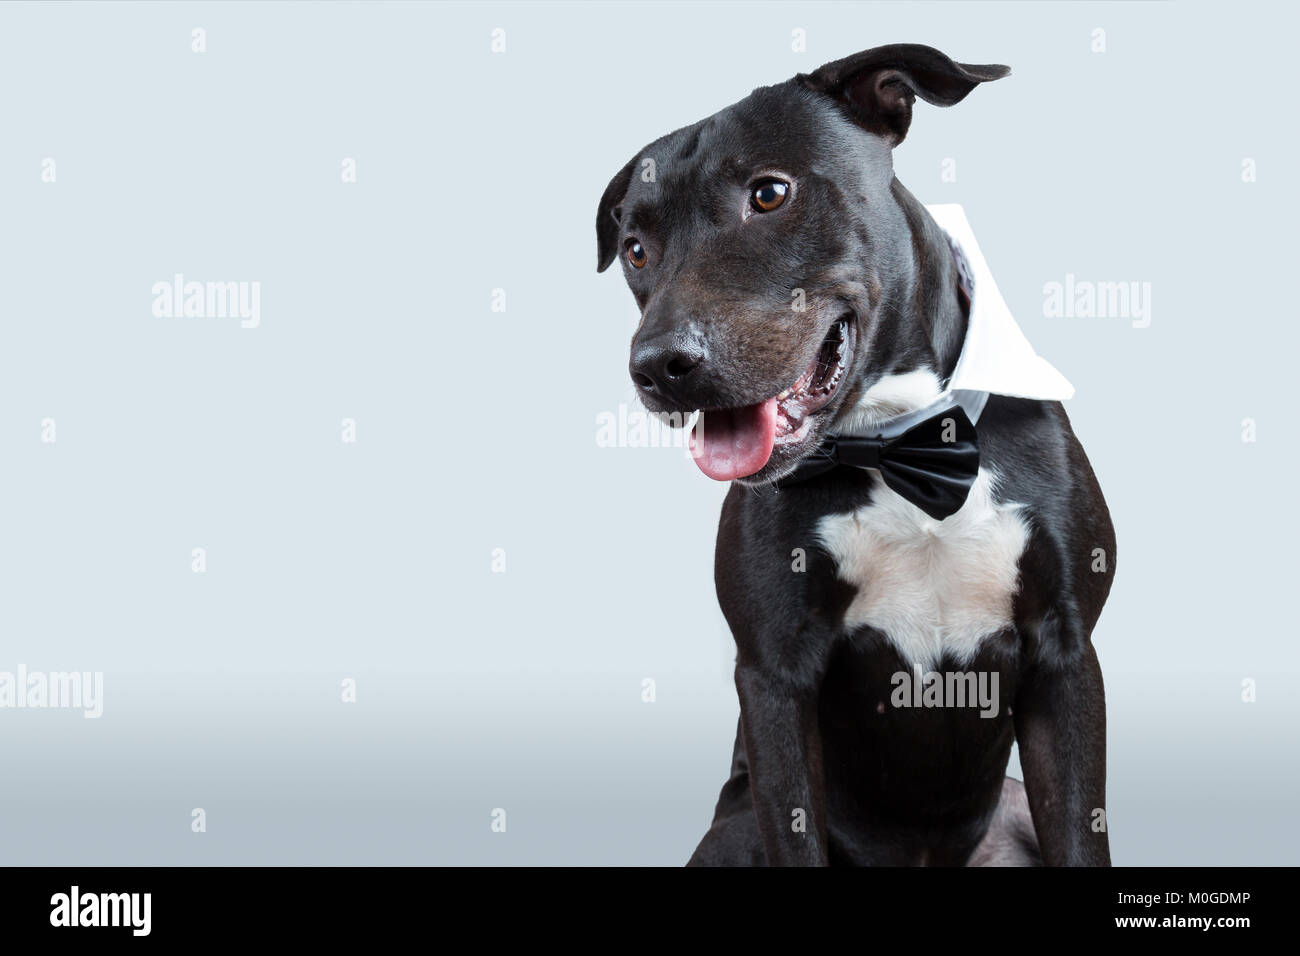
[976,396,1111,531]
[977,395,1117,634]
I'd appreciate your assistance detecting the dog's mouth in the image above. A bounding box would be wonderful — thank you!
[688,317,854,482]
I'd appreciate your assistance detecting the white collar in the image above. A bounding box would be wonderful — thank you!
[841,203,1072,439]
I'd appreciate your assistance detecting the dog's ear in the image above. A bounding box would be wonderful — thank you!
[799,43,1009,145]
[596,155,638,273]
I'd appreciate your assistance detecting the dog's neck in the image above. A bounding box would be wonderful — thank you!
[888,180,969,383]
[835,181,970,434]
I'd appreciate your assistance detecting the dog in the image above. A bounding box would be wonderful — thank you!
[596,44,1115,866]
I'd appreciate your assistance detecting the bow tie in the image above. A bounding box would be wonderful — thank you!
[776,405,981,520]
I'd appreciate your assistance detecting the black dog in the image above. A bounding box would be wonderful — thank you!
[597,44,1115,866]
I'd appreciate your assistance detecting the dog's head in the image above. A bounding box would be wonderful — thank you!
[596,44,1008,483]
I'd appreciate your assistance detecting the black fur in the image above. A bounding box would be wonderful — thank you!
[597,44,1115,866]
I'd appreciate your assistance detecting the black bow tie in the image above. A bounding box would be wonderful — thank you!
[776,405,981,520]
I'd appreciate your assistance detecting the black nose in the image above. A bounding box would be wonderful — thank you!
[629,335,706,396]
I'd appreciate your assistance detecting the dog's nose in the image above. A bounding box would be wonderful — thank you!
[629,335,706,395]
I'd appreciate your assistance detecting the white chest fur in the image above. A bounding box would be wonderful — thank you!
[815,469,1029,670]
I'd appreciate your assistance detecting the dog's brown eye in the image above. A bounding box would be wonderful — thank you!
[626,239,648,268]
[751,180,789,213]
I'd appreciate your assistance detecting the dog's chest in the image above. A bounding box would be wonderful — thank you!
[815,470,1029,669]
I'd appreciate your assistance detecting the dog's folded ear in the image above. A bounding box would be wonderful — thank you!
[799,43,1009,146]
[596,155,638,273]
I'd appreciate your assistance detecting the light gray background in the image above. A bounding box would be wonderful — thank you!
[0,0,1294,865]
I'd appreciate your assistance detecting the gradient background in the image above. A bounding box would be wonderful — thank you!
[0,0,1295,865]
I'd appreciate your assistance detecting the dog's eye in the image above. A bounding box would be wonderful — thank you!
[626,239,648,269]
[750,180,789,213]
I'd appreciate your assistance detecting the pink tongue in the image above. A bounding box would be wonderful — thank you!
[689,398,778,481]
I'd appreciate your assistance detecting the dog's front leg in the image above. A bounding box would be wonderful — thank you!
[735,661,829,866]
[716,487,833,866]
[1014,628,1111,866]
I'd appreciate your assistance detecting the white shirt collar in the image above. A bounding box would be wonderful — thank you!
[839,203,1072,439]
[928,203,1073,404]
